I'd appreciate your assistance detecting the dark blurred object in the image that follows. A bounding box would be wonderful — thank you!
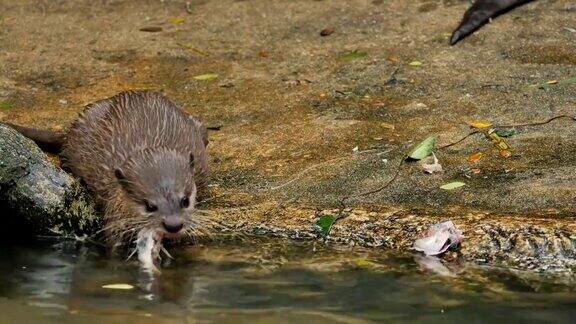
[320,27,335,36]
[450,0,535,45]
[139,26,163,33]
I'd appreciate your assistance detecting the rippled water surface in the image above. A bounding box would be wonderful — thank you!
[0,238,575,323]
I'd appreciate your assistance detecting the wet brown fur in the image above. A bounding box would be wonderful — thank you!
[6,91,210,245]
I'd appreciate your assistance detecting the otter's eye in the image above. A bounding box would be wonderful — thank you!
[180,196,190,209]
[144,200,158,213]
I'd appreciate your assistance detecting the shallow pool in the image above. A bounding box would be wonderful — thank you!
[0,238,574,323]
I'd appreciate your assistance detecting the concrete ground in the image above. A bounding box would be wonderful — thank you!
[1,0,575,269]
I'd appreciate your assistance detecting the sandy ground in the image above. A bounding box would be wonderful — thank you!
[1,0,575,268]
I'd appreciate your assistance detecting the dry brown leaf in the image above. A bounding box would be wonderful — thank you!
[468,152,483,163]
[499,149,511,158]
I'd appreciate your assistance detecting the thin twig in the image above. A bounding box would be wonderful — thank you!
[497,114,574,128]
[266,149,380,192]
[436,114,575,150]
[347,153,407,199]
[438,130,479,150]
[330,113,575,219]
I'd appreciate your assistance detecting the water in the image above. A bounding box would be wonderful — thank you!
[0,238,575,323]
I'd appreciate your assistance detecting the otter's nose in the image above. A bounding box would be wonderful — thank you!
[162,218,184,233]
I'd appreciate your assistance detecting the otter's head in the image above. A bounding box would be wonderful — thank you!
[114,149,197,238]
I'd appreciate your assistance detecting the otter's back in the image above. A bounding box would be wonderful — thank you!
[62,91,208,196]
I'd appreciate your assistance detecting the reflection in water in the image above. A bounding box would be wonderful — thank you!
[0,238,575,323]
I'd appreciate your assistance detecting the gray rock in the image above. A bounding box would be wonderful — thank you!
[0,124,100,237]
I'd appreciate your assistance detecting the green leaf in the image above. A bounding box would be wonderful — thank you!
[338,50,367,61]
[440,182,466,190]
[316,215,337,237]
[494,128,517,138]
[0,101,13,110]
[407,137,436,160]
[193,73,218,81]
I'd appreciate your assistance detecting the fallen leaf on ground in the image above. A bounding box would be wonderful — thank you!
[380,122,395,130]
[535,77,576,89]
[467,120,492,129]
[102,284,134,290]
[486,130,511,151]
[169,17,185,25]
[499,149,511,158]
[440,182,465,190]
[409,61,423,66]
[139,26,163,32]
[421,153,443,174]
[387,55,400,63]
[193,73,218,80]
[407,136,436,160]
[468,152,483,163]
[413,220,463,256]
[316,215,338,238]
[176,42,209,56]
[471,168,481,174]
[494,128,517,138]
[320,27,334,36]
[338,50,367,61]
[0,101,13,110]
[258,49,269,58]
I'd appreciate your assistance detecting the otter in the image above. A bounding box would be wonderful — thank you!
[6,91,209,247]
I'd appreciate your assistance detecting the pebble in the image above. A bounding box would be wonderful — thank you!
[320,27,334,36]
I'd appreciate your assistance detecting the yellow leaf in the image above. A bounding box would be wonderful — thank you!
[102,284,134,290]
[467,120,492,129]
[409,61,423,66]
[355,258,372,267]
[193,73,218,80]
[546,80,558,85]
[169,17,185,25]
[380,122,395,130]
[468,152,483,163]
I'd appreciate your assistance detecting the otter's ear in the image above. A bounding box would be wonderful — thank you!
[115,168,129,188]
[114,168,125,181]
[189,153,195,169]
[114,168,132,193]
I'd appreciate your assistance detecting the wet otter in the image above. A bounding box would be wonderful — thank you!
[6,91,209,247]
